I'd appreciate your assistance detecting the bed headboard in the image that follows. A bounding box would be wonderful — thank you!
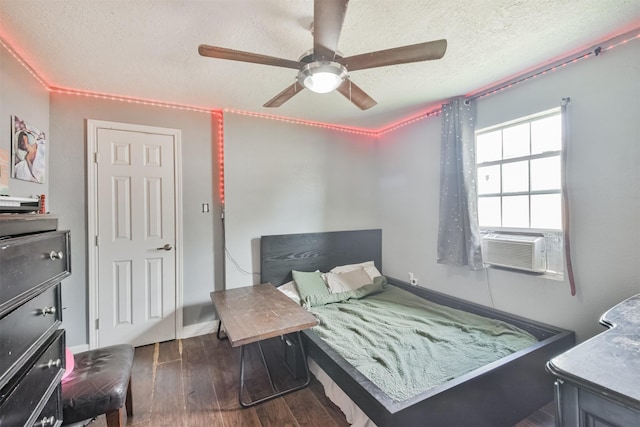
[260,229,382,286]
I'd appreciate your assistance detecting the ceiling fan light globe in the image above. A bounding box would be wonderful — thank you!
[304,72,343,93]
[298,62,347,94]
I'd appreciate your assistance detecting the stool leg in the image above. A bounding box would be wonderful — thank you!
[125,376,133,417]
[105,407,123,427]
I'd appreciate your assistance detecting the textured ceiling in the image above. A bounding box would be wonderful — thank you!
[0,0,639,128]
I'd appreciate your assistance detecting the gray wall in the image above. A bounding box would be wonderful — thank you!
[49,95,222,346]
[0,47,49,199]
[378,40,640,342]
[2,40,223,347]
[223,113,380,288]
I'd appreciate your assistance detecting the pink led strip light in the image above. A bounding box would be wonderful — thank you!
[2,31,638,137]
[48,87,213,114]
[223,108,374,136]
[213,111,225,205]
[468,32,640,101]
[0,38,48,89]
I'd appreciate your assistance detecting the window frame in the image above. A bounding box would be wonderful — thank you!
[475,108,565,278]
[475,107,563,233]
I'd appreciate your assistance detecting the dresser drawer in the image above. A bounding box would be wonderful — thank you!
[0,231,70,316]
[0,285,62,391]
[0,329,64,427]
[33,386,63,427]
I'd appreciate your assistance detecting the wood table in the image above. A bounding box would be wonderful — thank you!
[210,284,319,407]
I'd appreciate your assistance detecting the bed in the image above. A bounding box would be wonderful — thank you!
[260,229,575,426]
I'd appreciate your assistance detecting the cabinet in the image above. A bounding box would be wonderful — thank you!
[0,215,70,426]
[547,294,640,427]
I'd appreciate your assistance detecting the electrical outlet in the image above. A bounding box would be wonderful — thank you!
[408,272,418,286]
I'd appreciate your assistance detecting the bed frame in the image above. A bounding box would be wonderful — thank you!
[260,229,575,426]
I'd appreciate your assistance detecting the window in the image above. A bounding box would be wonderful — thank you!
[475,108,564,276]
[476,108,562,230]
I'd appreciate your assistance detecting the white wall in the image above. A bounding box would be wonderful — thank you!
[223,113,380,288]
[378,40,640,342]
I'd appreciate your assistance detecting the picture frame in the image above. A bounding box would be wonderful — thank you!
[11,115,46,183]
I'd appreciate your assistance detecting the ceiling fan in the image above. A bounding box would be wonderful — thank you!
[198,0,447,110]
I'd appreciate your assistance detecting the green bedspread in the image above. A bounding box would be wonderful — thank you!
[308,284,538,402]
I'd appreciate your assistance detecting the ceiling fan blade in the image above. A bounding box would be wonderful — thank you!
[198,44,301,69]
[336,79,377,110]
[313,0,349,61]
[341,39,447,71]
[263,82,305,108]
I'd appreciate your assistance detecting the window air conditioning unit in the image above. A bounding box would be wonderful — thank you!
[482,234,546,273]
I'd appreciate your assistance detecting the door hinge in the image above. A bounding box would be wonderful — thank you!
[95,235,99,246]
[95,318,99,330]
[94,152,99,163]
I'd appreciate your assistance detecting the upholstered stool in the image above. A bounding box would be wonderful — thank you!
[62,344,134,426]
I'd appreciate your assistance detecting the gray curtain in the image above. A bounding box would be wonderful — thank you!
[437,97,483,269]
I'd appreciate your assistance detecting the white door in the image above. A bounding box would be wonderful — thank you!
[96,127,177,347]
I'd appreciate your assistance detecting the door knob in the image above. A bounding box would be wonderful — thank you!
[156,244,173,251]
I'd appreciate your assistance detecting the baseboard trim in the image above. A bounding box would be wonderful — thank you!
[69,344,90,354]
[68,321,218,352]
[179,320,218,339]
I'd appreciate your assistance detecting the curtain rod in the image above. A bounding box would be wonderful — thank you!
[467,28,640,102]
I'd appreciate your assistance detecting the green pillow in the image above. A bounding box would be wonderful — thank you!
[292,270,329,300]
[305,276,388,308]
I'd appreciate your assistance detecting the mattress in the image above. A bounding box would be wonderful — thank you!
[307,284,538,402]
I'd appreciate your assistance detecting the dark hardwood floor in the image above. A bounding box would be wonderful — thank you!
[88,333,554,427]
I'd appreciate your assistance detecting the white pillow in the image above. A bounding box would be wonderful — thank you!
[325,267,373,293]
[277,281,301,304]
[330,261,382,281]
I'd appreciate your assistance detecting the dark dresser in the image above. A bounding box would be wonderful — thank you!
[0,215,71,427]
[547,294,640,427]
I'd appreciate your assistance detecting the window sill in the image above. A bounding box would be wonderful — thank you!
[485,264,564,281]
